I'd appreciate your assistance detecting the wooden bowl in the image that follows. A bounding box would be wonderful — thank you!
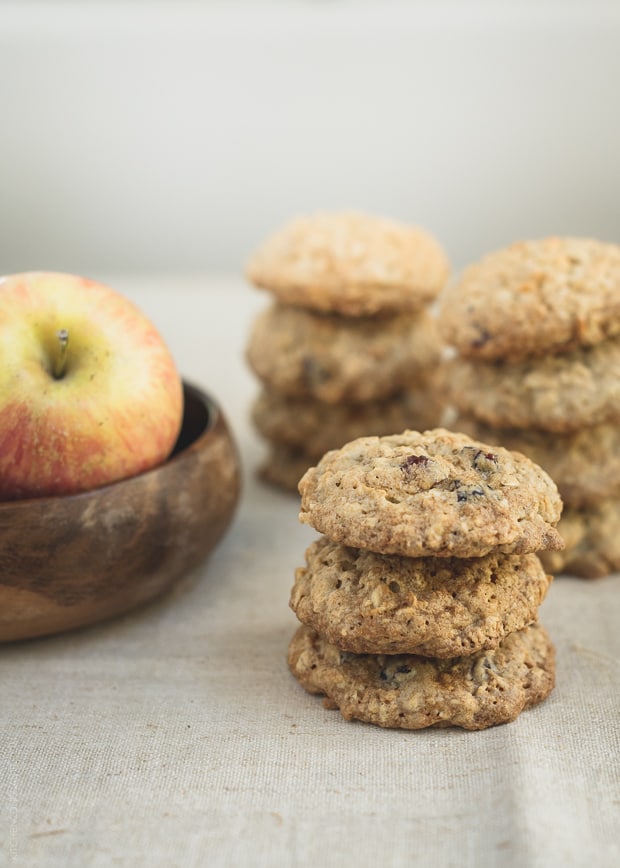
[0,381,241,642]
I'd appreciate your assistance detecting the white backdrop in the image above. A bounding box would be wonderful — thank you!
[0,0,619,278]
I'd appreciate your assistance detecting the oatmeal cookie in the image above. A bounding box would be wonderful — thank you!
[298,429,563,558]
[445,339,620,432]
[259,444,317,494]
[246,303,441,404]
[288,623,555,730]
[252,381,445,456]
[290,537,551,656]
[454,415,620,508]
[246,211,449,316]
[439,237,620,361]
[540,497,620,579]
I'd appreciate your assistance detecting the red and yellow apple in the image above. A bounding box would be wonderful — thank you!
[0,271,184,500]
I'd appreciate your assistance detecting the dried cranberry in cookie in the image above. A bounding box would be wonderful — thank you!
[298,428,563,558]
[453,414,620,508]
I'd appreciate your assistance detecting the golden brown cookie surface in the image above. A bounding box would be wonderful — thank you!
[247,303,441,404]
[252,383,445,456]
[298,429,564,558]
[454,415,620,508]
[247,211,449,316]
[439,237,620,361]
[540,496,620,579]
[444,339,620,433]
[290,537,551,656]
[288,623,556,730]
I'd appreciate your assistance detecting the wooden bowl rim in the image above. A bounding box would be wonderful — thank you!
[0,378,222,512]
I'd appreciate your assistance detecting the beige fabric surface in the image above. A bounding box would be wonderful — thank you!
[1,278,619,868]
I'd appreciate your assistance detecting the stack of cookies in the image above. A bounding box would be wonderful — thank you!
[288,429,563,731]
[245,212,450,491]
[439,237,620,578]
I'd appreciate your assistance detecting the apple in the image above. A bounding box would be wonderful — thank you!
[0,271,184,500]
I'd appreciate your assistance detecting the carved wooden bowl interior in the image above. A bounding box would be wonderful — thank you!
[0,381,241,641]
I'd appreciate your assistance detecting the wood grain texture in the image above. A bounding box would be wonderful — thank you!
[0,382,241,641]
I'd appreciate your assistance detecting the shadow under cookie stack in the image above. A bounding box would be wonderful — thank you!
[245,212,450,492]
[439,237,620,579]
[288,429,563,731]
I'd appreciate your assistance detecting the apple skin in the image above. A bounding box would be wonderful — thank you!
[0,272,184,500]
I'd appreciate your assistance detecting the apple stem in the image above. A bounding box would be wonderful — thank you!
[54,329,69,379]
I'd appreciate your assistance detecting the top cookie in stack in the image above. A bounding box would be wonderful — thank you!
[298,429,563,559]
[439,237,620,577]
[247,211,449,316]
[245,212,450,491]
[439,237,620,361]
